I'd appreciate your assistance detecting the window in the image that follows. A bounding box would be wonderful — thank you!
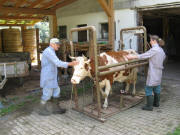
[77,24,87,42]
[59,25,67,39]
[100,23,108,40]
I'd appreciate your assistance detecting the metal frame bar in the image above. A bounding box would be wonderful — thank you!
[120,26,147,52]
[69,26,148,122]
[0,64,7,89]
[70,26,102,118]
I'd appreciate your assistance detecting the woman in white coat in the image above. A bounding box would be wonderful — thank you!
[127,35,166,111]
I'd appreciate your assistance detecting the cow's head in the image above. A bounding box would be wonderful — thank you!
[70,55,90,84]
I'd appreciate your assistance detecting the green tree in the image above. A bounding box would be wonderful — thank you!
[35,22,49,43]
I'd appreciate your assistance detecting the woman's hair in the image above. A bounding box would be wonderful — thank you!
[150,35,165,46]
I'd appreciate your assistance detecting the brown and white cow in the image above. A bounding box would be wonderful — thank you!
[70,49,138,108]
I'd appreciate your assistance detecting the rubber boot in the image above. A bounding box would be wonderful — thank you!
[52,98,66,114]
[153,93,160,107]
[142,95,153,111]
[39,100,51,116]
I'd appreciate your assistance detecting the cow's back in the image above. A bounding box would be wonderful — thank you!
[99,50,138,83]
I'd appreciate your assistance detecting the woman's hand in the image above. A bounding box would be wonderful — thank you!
[126,54,138,60]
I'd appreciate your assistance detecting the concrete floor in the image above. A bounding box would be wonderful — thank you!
[0,61,180,135]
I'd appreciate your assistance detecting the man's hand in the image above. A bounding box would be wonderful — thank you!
[68,61,79,66]
[126,54,138,60]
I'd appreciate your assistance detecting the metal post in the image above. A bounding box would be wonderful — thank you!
[120,26,147,51]
[70,26,101,118]
[69,31,78,109]
[92,27,102,118]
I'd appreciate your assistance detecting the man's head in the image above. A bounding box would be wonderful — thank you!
[50,38,61,51]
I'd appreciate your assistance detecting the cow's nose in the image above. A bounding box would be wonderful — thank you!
[71,79,76,84]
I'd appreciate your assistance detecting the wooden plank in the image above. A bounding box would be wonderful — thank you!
[0,6,55,15]
[41,0,63,9]
[53,0,77,9]
[0,0,8,6]
[0,24,34,26]
[15,0,27,8]
[0,16,43,20]
[29,0,44,8]
[97,0,112,17]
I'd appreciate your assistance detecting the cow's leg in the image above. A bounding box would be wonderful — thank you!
[132,69,137,96]
[103,80,111,109]
[125,82,130,93]
[99,81,106,98]
[132,80,136,96]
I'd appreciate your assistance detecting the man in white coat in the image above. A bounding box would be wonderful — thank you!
[40,38,78,116]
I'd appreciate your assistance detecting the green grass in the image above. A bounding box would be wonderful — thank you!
[0,95,39,117]
[0,102,25,116]
[168,125,180,135]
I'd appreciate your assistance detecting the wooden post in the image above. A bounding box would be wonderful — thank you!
[36,28,40,68]
[97,0,114,50]
[89,30,94,58]
[108,0,114,50]
[163,17,169,41]
[53,15,58,37]
[21,26,26,47]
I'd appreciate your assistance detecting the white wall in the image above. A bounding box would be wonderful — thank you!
[135,0,180,7]
[113,0,180,9]
[57,9,138,51]
[58,12,108,42]
[114,9,137,51]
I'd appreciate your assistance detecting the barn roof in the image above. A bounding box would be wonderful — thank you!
[0,0,77,26]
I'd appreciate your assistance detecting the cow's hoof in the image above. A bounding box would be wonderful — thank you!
[103,104,108,109]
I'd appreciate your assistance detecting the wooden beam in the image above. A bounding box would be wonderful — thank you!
[53,0,77,10]
[29,0,44,8]
[0,7,55,15]
[0,0,8,6]
[0,24,34,26]
[15,0,27,8]
[41,0,63,9]
[97,0,112,17]
[108,0,114,49]
[53,15,57,37]
[0,16,43,20]
[36,28,41,68]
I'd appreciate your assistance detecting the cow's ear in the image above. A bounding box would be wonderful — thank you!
[82,54,87,60]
